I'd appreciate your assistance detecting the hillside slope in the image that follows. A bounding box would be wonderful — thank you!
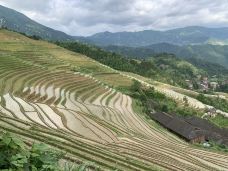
[1,4,228,69]
[0,30,228,170]
[57,41,228,93]
[146,44,228,68]
[104,43,228,69]
[0,5,76,40]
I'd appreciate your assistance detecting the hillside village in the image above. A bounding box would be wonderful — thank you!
[185,75,227,92]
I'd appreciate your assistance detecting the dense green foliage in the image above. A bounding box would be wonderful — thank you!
[0,132,92,171]
[56,41,136,72]
[56,42,206,89]
[197,94,228,113]
[0,132,62,171]
[104,45,156,59]
[106,45,228,92]
[193,94,228,128]
[104,43,228,69]
[217,84,228,93]
[128,80,203,117]
[147,54,204,88]
[185,57,228,77]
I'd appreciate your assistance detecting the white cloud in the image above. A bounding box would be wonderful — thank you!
[0,0,228,36]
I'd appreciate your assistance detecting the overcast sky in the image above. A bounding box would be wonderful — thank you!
[0,0,228,36]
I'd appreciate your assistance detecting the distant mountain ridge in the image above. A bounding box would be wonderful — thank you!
[87,26,228,46]
[2,4,228,46]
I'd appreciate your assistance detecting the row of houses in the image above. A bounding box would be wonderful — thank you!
[150,112,228,146]
[185,78,219,91]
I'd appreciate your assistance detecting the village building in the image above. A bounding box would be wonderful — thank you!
[159,64,169,70]
[198,76,209,91]
[209,81,219,90]
[150,112,205,143]
[203,106,217,118]
[150,112,228,146]
[183,116,228,146]
[185,80,193,89]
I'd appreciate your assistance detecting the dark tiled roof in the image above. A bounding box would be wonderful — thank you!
[151,112,228,146]
[184,116,228,145]
[184,117,228,136]
[151,112,204,140]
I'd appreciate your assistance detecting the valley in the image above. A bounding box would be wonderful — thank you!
[0,29,228,170]
[0,1,228,170]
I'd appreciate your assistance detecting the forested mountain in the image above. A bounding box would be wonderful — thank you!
[104,43,228,68]
[86,26,228,46]
[56,41,228,91]
[1,4,228,69]
[0,5,77,40]
[1,4,228,82]
[2,4,228,47]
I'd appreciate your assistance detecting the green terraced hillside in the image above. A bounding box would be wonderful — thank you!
[0,29,228,171]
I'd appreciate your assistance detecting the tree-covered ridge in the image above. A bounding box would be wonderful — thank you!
[56,41,222,91]
[0,5,77,41]
[103,43,228,69]
[55,41,137,72]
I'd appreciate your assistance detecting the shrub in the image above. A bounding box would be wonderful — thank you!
[0,132,62,171]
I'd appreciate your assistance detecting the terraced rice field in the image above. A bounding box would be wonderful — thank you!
[0,30,228,170]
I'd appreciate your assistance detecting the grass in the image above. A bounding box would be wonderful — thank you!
[131,99,165,131]
[194,141,228,153]
[94,73,133,88]
[209,115,228,128]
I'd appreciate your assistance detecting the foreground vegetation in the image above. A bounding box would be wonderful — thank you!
[0,132,94,171]
[0,132,62,170]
